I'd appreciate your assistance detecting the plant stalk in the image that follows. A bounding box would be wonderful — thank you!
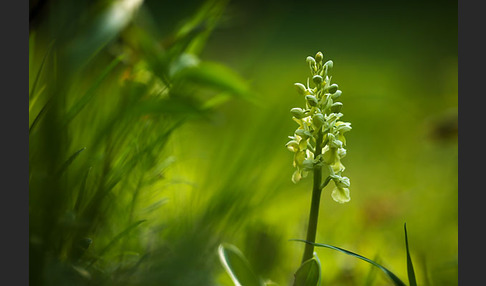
[301,130,324,263]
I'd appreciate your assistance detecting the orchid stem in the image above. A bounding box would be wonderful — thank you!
[301,130,324,263]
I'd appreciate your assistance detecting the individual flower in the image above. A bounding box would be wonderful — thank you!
[331,186,350,203]
[330,175,351,203]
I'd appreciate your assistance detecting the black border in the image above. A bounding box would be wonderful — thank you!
[458,0,480,285]
[4,0,29,285]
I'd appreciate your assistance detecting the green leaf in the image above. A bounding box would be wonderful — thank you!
[64,56,123,125]
[87,220,146,267]
[218,243,263,286]
[293,254,322,286]
[67,0,143,69]
[291,239,406,286]
[404,223,417,286]
[29,98,51,135]
[29,40,55,100]
[73,167,92,213]
[175,62,253,101]
[56,147,86,176]
[171,0,228,55]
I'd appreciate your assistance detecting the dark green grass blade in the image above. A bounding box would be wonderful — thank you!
[29,98,51,134]
[293,254,322,286]
[291,239,406,286]
[404,223,417,286]
[218,243,263,286]
[29,40,55,100]
[64,56,123,125]
[74,167,92,213]
[88,220,146,267]
[56,147,86,176]
[176,62,253,101]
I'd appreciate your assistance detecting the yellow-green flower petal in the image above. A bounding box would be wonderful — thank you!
[322,145,337,165]
[331,186,350,203]
[286,140,300,152]
[294,151,306,167]
[331,160,345,173]
[292,170,302,183]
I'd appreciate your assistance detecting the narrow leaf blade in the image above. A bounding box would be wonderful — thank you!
[291,239,406,286]
[218,243,263,286]
[88,220,146,267]
[404,223,417,286]
[56,147,86,176]
[293,254,322,286]
[64,56,123,125]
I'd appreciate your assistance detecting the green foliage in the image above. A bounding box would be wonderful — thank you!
[291,225,424,286]
[405,224,418,286]
[29,0,251,285]
[218,243,264,286]
[293,254,322,286]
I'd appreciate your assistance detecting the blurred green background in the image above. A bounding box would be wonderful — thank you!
[29,0,457,285]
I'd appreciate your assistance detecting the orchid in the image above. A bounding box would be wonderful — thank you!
[286,51,352,203]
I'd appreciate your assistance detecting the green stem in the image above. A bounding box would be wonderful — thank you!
[301,130,324,263]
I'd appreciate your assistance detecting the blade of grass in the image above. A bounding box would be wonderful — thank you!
[291,239,407,286]
[170,0,228,56]
[29,98,51,135]
[87,219,147,268]
[175,62,253,102]
[218,243,264,286]
[29,40,55,100]
[64,56,123,125]
[56,147,86,176]
[404,223,417,286]
[67,0,143,70]
[74,167,92,213]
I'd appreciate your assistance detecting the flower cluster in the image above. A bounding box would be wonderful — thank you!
[286,51,352,203]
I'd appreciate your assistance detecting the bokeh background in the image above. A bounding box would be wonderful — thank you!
[29,0,457,285]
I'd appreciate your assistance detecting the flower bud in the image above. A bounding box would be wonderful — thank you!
[305,95,318,107]
[327,84,338,94]
[315,52,324,63]
[290,107,305,119]
[294,83,307,95]
[323,97,333,111]
[331,90,342,99]
[330,102,343,113]
[306,56,316,66]
[312,75,323,85]
[324,60,333,70]
[312,113,325,128]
